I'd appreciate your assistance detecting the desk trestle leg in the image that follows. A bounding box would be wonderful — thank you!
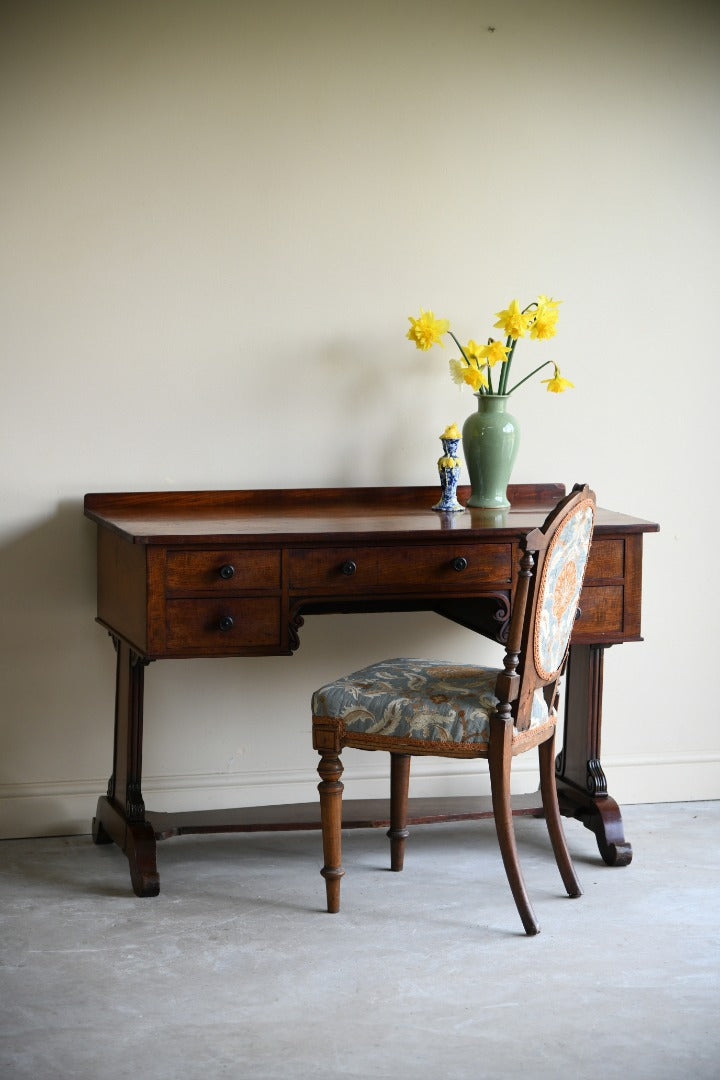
[91,637,160,896]
[555,643,632,866]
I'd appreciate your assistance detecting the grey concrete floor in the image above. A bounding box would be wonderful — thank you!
[1,801,719,1080]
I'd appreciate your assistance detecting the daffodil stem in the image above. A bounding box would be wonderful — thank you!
[449,331,469,364]
[506,359,554,395]
[498,337,517,395]
[497,304,536,394]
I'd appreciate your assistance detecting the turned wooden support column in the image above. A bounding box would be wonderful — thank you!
[387,753,411,871]
[317,752,345,913]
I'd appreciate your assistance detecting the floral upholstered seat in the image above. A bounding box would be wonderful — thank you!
[312,658,550,753]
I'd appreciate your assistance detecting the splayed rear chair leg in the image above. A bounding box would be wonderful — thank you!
[539,732,582,898]
[489,722,540,935]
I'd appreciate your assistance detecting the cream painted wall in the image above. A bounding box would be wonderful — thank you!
[1,0,719,838]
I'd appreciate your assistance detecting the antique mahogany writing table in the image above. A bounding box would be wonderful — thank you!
[84,484,658,897]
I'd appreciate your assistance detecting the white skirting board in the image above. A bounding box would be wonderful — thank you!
[1,753,719,839]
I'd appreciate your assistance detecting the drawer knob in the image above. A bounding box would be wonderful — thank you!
[218,615,235,632]
[453,556,468,572]
[341,560,357,576]
[219,564,235,580]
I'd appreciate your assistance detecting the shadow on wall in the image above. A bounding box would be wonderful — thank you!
[0,497,507,838]
[0,501,115,786]
[0,498,98,609]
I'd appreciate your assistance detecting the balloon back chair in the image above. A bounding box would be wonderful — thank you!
[311,483,596,935]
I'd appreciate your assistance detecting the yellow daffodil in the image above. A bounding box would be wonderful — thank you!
[449,358,488,391]
[441,423,461,439]
[493,299,532,340]
[448,358,467,386]
[536,294,561,312]
[464,339,484,363]
[541,364,574,393]
[407,308,450,351]
[463,366,488,392]
[439,455,461,469]
[530,309,558,340]
[530,296,561,340]
[478,339,511,367]
[408,293,571,400]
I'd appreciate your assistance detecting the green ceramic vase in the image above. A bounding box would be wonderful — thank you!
[462,394,519,508]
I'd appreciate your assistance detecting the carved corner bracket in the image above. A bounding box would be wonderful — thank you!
[288,609,305,652]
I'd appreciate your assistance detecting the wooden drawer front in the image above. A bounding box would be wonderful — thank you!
[165,598,282,651]
[165,549,281,595]
[288,543,512,591]
[574,585,624,637]
[375,544,511,587]
[586,539,624,581]
[288,547,378,590]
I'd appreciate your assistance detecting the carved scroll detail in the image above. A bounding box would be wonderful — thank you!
[491,591,512,643]
[586,757,608,797]
[125,781,147,823]
[289,610,305,652]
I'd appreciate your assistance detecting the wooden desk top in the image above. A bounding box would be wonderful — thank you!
[84,484,659,546]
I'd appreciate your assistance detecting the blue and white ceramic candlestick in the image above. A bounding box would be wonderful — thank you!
[432,426,464,512]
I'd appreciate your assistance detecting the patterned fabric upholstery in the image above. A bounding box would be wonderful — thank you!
[312,658,550,749]
[534,499,594,680]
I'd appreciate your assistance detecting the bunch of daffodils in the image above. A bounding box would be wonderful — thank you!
[407,296,573,396]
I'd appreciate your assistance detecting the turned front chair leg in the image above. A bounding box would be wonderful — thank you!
[317,752,345,913]
[387,752,411,871]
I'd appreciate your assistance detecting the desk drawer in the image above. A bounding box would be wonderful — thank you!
[575,585,624,636]
[166,549,281,595]
[165,598,282,651]
[288,543,512,591]
[586,539,624,580]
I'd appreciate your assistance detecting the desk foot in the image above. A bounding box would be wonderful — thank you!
[91,813,113,845]
[558,789,632,867]
[126,826,160,898]
[92,796,160,897]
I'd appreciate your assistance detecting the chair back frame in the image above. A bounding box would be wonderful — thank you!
[494,483,596,733]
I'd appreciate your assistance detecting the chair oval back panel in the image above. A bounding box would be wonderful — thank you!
[533,498,595,681]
